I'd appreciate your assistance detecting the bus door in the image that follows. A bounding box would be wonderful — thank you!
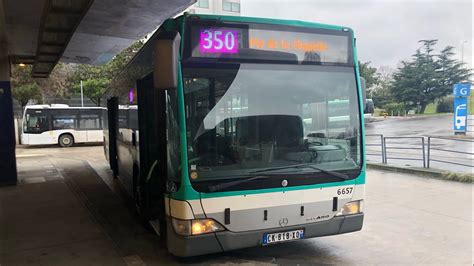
[107,98,119,177]
[136,74,167,222]
[24,109,51,144]
[80,109,103,142]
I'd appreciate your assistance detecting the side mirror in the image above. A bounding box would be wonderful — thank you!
[153,31,181,90]
[360,77,367,111]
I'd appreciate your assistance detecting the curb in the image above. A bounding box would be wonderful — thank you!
[371,113,452,121]
[367,163,473,183]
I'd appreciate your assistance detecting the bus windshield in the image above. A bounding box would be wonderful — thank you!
[183,63,361,190]
[24,109,50,134]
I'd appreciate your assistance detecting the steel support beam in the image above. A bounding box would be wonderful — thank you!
[32,0,93,77]
[0,0,18,186]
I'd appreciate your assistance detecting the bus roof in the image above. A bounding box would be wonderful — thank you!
[183,14,353,33]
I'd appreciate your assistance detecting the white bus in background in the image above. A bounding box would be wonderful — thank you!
[363,99,375,123]
[21,104,105,147]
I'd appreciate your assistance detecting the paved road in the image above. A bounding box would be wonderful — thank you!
[365,114,473,173]
[366,114,455,136]
[2,145,472,265]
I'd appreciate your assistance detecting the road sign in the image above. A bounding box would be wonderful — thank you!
[453,97,468,132]
[453,83,471,97]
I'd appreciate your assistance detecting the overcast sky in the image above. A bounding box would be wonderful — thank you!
[241,0,473,70]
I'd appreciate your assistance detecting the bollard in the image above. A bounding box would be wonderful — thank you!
[422,137,426,168]
[380,134,385,163]
[426,137,430,168]
[382,137,387,164]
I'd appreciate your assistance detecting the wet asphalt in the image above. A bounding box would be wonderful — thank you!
[1,144,471,265]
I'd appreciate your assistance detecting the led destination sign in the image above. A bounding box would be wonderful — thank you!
[249,37,328,53]
[189,22,351,64]
[200,29,239,54]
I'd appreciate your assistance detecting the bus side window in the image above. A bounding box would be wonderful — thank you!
[79,110,102,130]
[166,90,180,182]
[52,110,77,130]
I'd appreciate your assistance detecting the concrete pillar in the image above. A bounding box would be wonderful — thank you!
[0,42,18,186]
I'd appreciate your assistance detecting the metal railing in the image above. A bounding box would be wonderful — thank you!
[427,136,474,168]
[366,134,473,170]
[365,134,385,163]
[383,136,426,168]
[467,115,474,133]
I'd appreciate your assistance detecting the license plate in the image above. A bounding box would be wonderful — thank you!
[263,229,304,245]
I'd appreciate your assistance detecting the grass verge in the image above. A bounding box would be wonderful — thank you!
[442,172,474,183]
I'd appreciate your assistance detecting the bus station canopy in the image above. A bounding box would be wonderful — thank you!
[1,0,194,77]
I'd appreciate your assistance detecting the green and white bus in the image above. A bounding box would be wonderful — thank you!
[103,14,366,257]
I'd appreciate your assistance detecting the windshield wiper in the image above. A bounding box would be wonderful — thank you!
[207,164,350,192]
[250,163,350,180]
[208,174,274,192]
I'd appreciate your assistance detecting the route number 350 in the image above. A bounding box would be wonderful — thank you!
[200,29,238,53]
[337,187,353,195]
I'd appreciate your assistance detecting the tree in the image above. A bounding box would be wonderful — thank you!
[390,60,419,111]
[12,83,42,108]
[106,40,144,76]
[78,77,109,106]
[369,66,394,108]
[436,46,471,99]
[69,40,145,106]
[11,63,74,105]
[10,64,35,86]
[37,63,74,99]
[70,64,109,106]
[10,65,42,108]
[359,61,379,89]
[390,39,471,113]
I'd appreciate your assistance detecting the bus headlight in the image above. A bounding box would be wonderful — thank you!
[336,200,363,216]
[171,218,192,236]
[171,218,225,236]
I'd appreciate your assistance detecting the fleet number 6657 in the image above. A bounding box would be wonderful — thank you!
[337,187,353,195]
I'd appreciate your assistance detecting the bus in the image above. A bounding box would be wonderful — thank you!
[304,98,373,139]
[364,98,375,123]
[103,14,366,257]
[21,104,105,147]
[327,99,374,126]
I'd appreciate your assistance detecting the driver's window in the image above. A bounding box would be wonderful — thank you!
[26,111,49,134]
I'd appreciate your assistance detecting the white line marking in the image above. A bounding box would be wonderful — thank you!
[16,154,46,158]
[21,177,46,184]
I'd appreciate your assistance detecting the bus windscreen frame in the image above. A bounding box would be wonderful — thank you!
[183,18,354,66]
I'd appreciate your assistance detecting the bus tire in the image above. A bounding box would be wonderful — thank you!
[59,134,74,147]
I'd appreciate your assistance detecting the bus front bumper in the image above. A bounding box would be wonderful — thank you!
[167,213,363,257]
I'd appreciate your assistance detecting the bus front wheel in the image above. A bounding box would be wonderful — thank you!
[59,134,74,147]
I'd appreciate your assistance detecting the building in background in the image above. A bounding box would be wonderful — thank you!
[186,0,241,16]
